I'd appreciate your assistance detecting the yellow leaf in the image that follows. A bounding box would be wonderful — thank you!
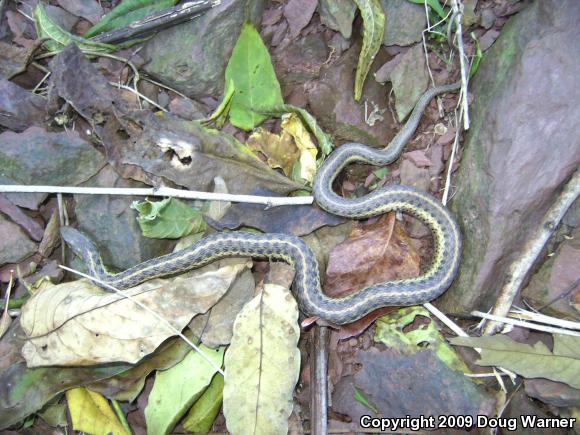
[247,128,299,177]
[281,113,318,183]
[223,284,300,435]
[66,387,129,435]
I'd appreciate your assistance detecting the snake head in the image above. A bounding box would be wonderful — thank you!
[60,227,99,263]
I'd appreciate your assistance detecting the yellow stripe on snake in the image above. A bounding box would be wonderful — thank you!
[61,82,462,325]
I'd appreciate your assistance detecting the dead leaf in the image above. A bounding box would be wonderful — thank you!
[247,127,299,177]
[223,284,300,434]
[20,258,251,366]
[404,150,433,168]
[324,213,421,298]
[282,113,318,183]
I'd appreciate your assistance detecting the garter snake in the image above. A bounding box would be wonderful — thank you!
[61,82,462,325]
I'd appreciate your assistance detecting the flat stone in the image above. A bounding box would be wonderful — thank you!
[141,0,264,98]
[0,216,37,266]
[0,126,106,210]
[521,228,580,318]
[439,0,580,312]
[318,0,357,39]
[389,44,429,121]
[525,378,580,408]
[307,44,396,147]
[380,0,426,47]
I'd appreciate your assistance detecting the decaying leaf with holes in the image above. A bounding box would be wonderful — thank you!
[20,258,251,366]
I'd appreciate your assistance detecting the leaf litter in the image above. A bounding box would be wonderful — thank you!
[0,0,569,432]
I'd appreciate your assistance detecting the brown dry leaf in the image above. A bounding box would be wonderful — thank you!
[324,213,421,298]
[20,258,251,367]
[247,128,299,177]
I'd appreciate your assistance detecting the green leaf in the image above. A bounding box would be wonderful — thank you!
[33,3,117,53]
[253,104,333,157]
[407,0,448,20]
[203,78,236,128]
[84,0,177,38]
[223,284,300,434]
[353,0,385,101]
[469,32,483,78]
[182,373,224,433]
[131,197,206,239]
[145,346,225,435]
[450,334,580,389]
[353,385,379,413]
[375,307,471,373]
[373,167,389,179]
[225,22,284,130]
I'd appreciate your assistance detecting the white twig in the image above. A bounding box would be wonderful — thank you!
[510,307,580,331]
[109,82,166,112]
[474,311,580,337]
[450,0,470,129]
[441,109,461,205]
[483,169,580,335]
[0,185,314,207]
[59,265,225,375]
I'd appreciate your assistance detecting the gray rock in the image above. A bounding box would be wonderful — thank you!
[273,33,328,88]
[525,378,580,408]
[74,166,174,271]
[521,227,580,319]
[0,79,46,132]
[0,216,37,266]
[480,8,496,29]
[307,44,396,147]
[389,44,429,121]
[380,0,426,46]
[439,0,580,312]
[0,126,106,210]
[141,0,264,99]
[318,0,357,39]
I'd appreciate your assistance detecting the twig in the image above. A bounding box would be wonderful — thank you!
[91,0,221,45]
[109,82,167,112]
[441,109,461,205]
[474,311,580,337]
[450,0,470,129]
[0,185,314,207]
[483,169,580,335]
[510,307,580,331]
[59,265,225,375]
[310,326,329,435]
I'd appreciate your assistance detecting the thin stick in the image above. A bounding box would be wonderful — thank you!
[450,0,470,129]
[0,185,313,207]
[59,265,225,375]
[474,311,580,337]
[109,82,167,112]
[510,307,580,331]
[483,169,580,335]
[91,0,221,45]
[310,326,329,435]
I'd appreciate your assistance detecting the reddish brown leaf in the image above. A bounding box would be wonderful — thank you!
[324,213,421,298]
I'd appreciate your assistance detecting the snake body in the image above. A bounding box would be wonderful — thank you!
[61,82,462,325]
